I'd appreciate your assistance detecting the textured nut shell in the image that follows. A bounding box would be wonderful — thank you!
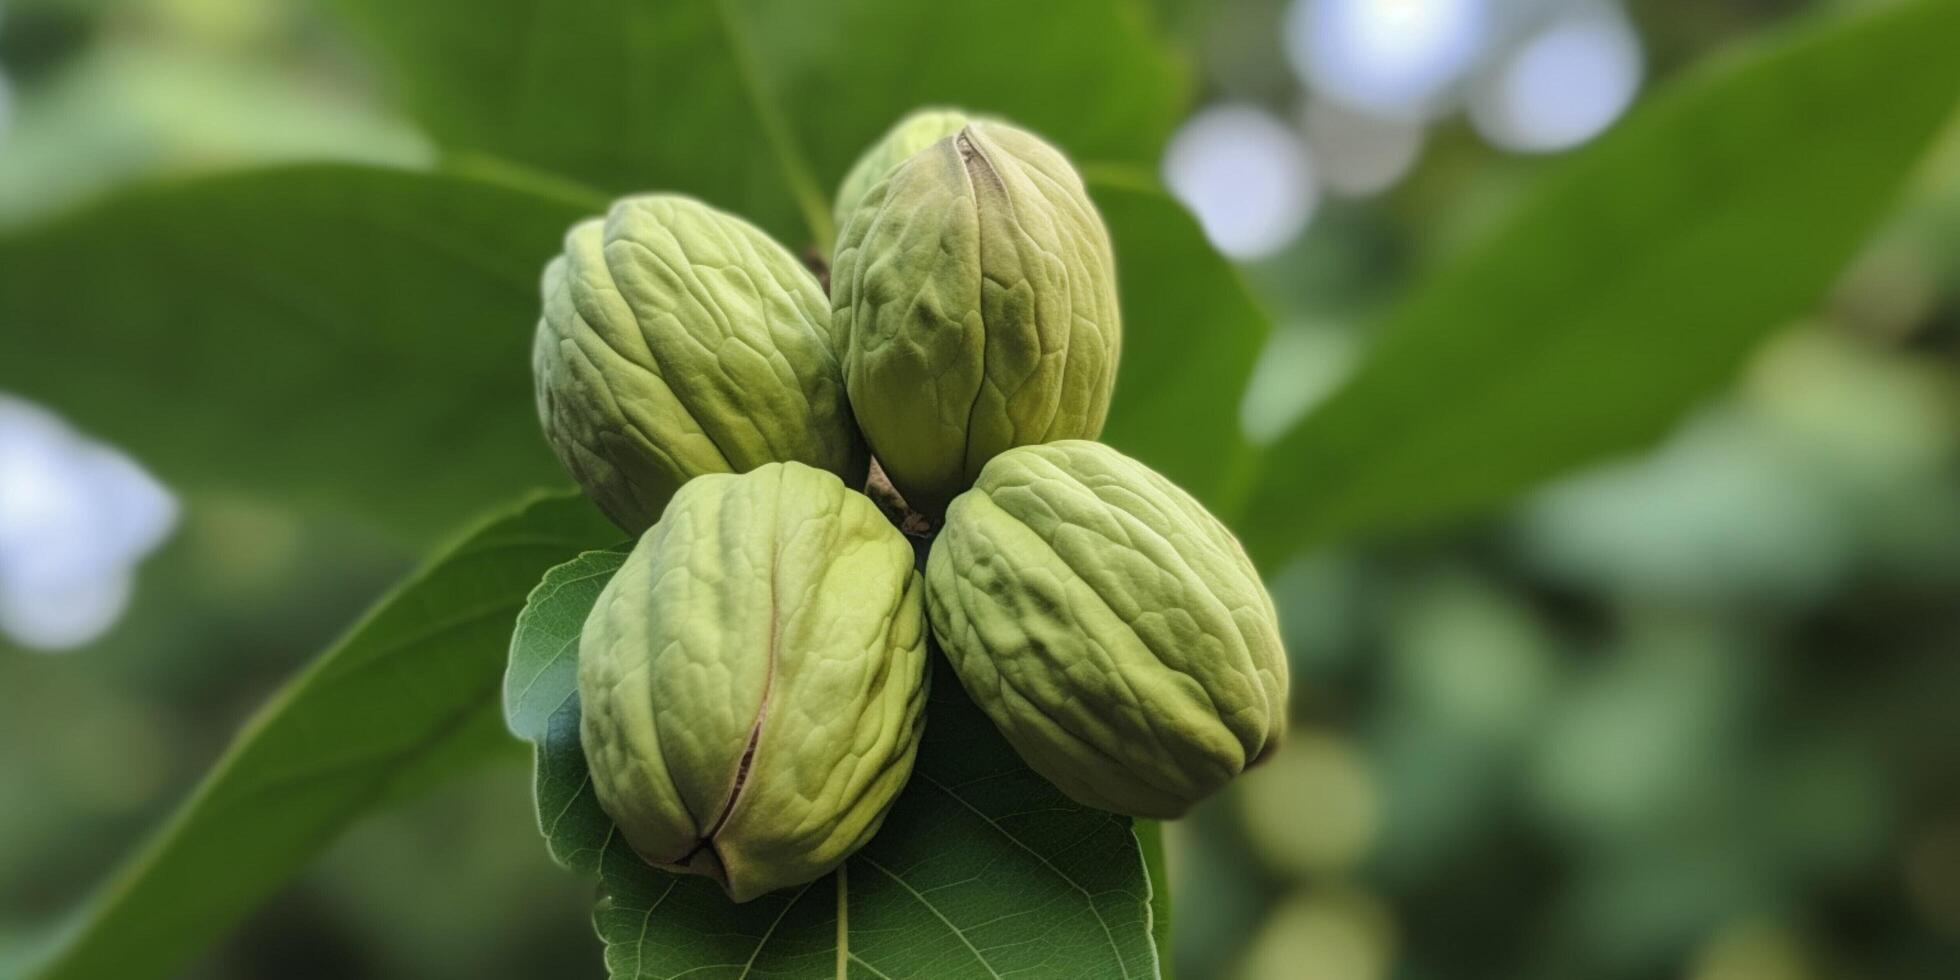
[534,194,866,534]
[925,441,1287,818]
[578,462,928,902]
[831,108,973,257]
[832,121,1120,517]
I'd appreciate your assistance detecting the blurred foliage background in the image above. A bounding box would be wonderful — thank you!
[1,0,1957,978]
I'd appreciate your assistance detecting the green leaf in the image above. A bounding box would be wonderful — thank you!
[325,0,1187,246]
[506,554,1160,979]
[1239,0,1960,567]
[1134,819,1174,979]
[0,165,603,543]
[26,493,621,980]
[1091,171,1270,515]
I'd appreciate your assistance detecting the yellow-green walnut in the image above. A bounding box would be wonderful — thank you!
[831,108,973,253]
[925,441,1287,818]
[578,462,928,901]
[832,120,1121,518]
[534,194,866,534]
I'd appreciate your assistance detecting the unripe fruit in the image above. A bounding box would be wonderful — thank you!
[535,195,866,534]
[832,121,1121,517]
[579,462,927,901]
[926,441,1287,818]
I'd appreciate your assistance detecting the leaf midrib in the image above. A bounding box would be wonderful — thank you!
[715,773,1138,978]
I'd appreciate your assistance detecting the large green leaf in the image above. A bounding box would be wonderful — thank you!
[1092,171,1270,515]
[1239,0,1960,567]
[506,553,1160,979]
[325,0,1187,246]
[26,493,621,980]
[0,165,601,543]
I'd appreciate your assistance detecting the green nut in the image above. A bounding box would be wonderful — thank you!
[832,120,1121,517]
[925,441,1287,819]
[579,462,928,902]
[534,194,867,534]
[831,108,973,252]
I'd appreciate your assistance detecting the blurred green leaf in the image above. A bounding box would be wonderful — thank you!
[0,40,433,226]
[324,0,1187,246]
[506,553,1161,979]
[1240,0,1960,567]
[0,165,601,543]
[1092,171,1270,515]
[26,492,620,980]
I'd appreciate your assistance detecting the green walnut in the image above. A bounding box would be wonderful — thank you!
[534,194,866,534]
[831,108,973,251]
[579,462,928,902]
[832,120,1121,518]
[925,441,1287,819]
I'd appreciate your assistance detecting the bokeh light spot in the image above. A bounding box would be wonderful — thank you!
[1240,888,1396,980]
[0,396,177,651]
[1286,0,1489,120]
[1688,919,1819,980]
[1470,4,1642,153]
[1164,105,1318,260]
[1236,731,1379,877]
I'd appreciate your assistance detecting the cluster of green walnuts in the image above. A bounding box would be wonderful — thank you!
[532,109,1290,902]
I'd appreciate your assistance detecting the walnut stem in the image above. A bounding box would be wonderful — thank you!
[802,248,831,294]
[864,458,935,567]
